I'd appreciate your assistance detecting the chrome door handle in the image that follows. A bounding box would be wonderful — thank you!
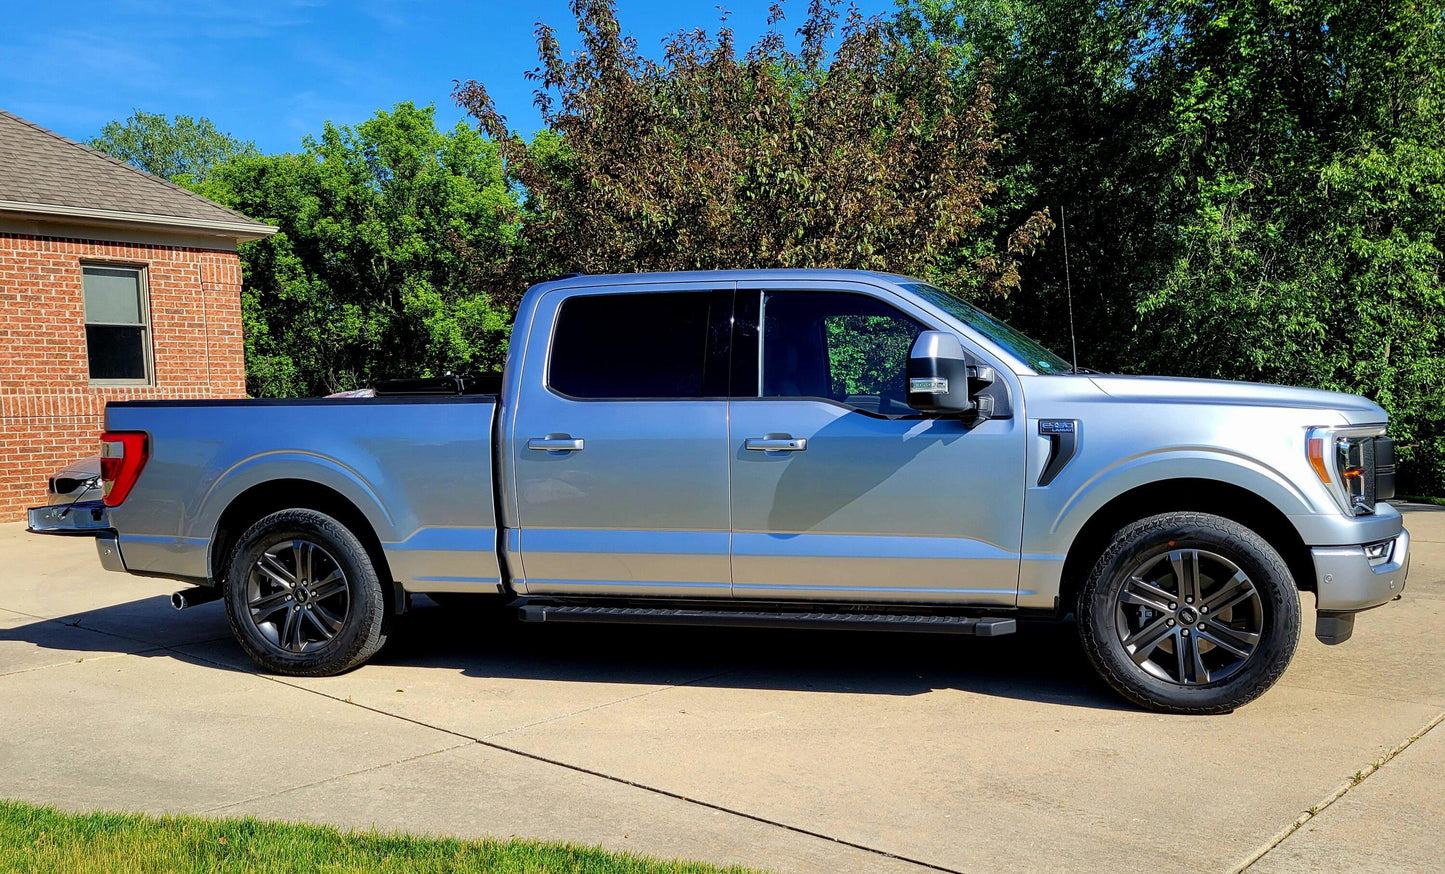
[528,436,584,451]
[745,437,807,452]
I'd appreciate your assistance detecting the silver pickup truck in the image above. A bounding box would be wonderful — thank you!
[30,269,1409,713]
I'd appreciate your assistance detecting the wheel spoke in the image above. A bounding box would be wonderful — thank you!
[300,608,330,639]
[280,606,301,652]
[1199,621,1259,659]
[1124,616,1174,664]
[1191,634,1209,683]
[249,590,290,622]
[1171,550,1201,604]
[310,602,344,636]
[1203,571,1255,614]
[294,540,314,584]
[309,569,347,601]
[1176,632,1208,684]
[1121,577,1175,613]
[256,553,295,589]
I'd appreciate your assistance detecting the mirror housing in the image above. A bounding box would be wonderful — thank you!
[907,332,974,416]
[907,332,1002,420]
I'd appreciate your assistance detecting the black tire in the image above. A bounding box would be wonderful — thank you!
[1077,511,1300,714]
[224,509,390,676]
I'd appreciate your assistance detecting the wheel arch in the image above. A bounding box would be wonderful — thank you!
[209,479,394,602]
[1058,478,1316,616]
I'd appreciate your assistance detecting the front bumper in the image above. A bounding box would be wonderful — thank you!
[1310,526,1408,645]
[1313,527,1409,612]
[27,501,128,573]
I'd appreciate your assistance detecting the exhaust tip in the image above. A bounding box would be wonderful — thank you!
[171,587,222,610]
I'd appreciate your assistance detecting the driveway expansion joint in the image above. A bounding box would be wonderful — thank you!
[199,741,477,815]
[0,649,136,678]
[1232,707,1445,873]
[171,644,962,873]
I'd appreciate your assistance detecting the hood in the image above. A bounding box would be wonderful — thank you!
[1088,375,1387,425]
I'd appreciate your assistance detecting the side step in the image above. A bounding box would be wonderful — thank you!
[517,604,1017,636]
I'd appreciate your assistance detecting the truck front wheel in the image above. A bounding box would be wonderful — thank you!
[223,509,390,676]
[1077,512,1301,714]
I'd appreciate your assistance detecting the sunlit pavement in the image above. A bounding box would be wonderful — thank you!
[2,505,1442,872]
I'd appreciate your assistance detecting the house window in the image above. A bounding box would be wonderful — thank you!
[82,265,152,384]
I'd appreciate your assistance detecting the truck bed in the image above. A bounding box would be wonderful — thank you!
[104,395,502,594]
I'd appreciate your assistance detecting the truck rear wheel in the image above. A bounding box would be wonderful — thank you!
[223,509,390,676]
[1077,512,1300,714]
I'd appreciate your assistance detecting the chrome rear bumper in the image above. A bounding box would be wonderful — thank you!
[28,501,110,534]
[28,501,128,573]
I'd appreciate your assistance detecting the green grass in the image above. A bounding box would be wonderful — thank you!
[0,799,761,874]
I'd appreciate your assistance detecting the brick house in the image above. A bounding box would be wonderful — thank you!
[0,110,276,520]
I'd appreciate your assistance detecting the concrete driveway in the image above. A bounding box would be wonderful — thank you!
[2,506,1442,873]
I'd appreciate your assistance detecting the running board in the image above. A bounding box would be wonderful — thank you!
[516,604,1017,636]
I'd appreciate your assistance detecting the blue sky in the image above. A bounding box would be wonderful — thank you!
[1,0,900,152]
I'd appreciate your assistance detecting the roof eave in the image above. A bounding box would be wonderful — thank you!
[0,200,278,243]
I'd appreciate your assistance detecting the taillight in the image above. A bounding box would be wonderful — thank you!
[100,431,149,507]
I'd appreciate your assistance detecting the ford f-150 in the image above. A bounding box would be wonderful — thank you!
[29,269,1409,713]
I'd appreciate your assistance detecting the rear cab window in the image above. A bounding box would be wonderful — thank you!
[547,290,731,399]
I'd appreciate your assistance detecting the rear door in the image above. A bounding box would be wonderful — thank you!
[510,285,735,598]
[727,282,1027,605]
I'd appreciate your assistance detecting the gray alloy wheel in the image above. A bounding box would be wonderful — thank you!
[245,539,351,654]
[1077,511,1300,714]
[1114,548,1264,685]
[224,508,389,676]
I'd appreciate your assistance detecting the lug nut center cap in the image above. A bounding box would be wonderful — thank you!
[1177,606,1199,625]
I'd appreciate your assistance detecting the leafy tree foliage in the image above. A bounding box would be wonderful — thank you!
[88,111,257,184]
[901,0,1445,493]
[1140,0,1445,495]
[454,0,1051,299]
[194,103,517,396]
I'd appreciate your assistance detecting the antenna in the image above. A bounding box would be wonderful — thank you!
[1060,204,1079,374]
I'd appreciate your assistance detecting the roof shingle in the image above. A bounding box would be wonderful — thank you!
[0,109,273,237]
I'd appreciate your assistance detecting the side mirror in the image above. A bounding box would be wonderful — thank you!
[907,331,999,420]
[907,332,973,416]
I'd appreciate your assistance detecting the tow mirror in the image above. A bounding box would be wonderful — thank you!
[906,331,998,420]
[907,332,973,416]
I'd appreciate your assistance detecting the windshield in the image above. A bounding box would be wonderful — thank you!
[901,283,1074,375]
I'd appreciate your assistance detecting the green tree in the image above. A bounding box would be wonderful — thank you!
[88,111,256,183]
[195,102,518,397]
[453,0,1051,299]
[1136,0,1445,494]
[893,0,1176,369]
[900,0,1445,493]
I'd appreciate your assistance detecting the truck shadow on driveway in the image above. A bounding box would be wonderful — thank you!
[0,595,1130,711]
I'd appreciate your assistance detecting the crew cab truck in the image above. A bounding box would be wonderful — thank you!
[29,270,1409,714]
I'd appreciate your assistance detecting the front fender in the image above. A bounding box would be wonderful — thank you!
[1050,448,1324,537]
[1017,448,1326,610]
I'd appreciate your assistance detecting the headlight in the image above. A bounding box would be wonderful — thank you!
[1306,426,1388,516]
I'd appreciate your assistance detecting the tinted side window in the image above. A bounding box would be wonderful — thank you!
[549,291,727,399]
[761,292,923,415]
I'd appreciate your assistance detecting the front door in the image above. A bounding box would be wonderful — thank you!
[728,286,1028,605]
[511,285,734,598]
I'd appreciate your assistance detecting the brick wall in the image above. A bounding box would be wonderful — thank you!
[0,232,247,521]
